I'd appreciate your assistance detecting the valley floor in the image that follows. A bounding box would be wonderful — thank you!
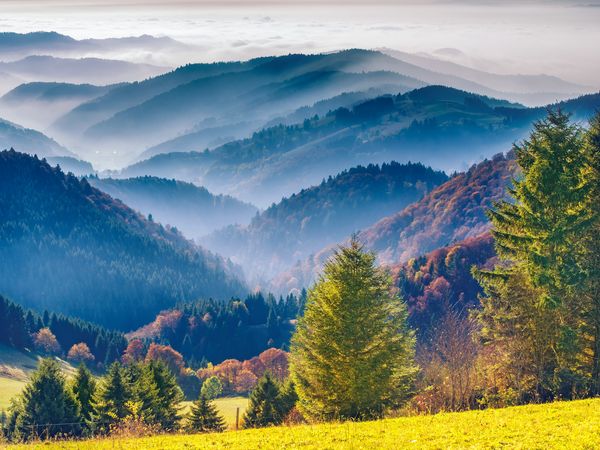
[6,398,600,449]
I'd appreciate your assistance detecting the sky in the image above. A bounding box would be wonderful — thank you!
[0,1,599,86]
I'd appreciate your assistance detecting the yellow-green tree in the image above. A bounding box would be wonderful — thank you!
[290,239,416,421]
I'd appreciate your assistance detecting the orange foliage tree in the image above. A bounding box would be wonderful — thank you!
[67,342,95,363]
[145,343,185,376]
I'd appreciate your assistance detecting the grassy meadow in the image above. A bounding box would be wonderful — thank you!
[5,398,600,449]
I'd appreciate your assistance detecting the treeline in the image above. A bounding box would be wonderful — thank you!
[130,292,306,365]
[0,150,245,331]
[0,294,126,367]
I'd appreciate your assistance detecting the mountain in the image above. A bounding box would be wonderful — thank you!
[87,176,258,239]
[78,68,422,165]
[0,81,117,130]
[202,161,448,281]
[270,153,517,294]
[0,150,246,330]
[0,32,188,61]
[379,48,590,105]
[46,156,95,176]
[0,55,168,86]
[123,87,600,207]
[0,118,73,158]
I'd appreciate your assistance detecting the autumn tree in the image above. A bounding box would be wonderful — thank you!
[67,343,95,364]
[145,343,185,376]
[291,239,417,421]
[122,339,145,364]
[33,328,61,355]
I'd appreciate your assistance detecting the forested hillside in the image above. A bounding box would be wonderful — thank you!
[203,162,448,280]
[271,153,516,293]
[0,150,246,330]
[123,87,598,206]
[87,176,257,238]
[0,119,72,158]
[0,295,126,367]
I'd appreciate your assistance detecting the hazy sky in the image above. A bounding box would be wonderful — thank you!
[1,1,600,86]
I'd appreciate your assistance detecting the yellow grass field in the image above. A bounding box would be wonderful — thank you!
[6,398,600,449]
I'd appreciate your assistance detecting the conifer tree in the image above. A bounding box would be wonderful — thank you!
[71,363,96,431]
[291,239,417,421]
[186,394,225,433]
[477,110,597,400]
[242,373,282,428]
[94,362,131,432]
[14,358,80,440]
[142,361,184,431]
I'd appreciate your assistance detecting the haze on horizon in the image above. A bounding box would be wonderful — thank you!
[1,0,599,88]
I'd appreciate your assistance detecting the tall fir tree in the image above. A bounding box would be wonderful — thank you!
[186,394,225,433]
[71,363,96,432]
[290,239,416,421]
[142,361,184,431]
[94,362,131,432]
[13,359,80,440]
[477,110,597,400]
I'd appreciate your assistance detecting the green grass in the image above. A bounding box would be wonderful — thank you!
[0,377,26,410]
[7,398,600,449]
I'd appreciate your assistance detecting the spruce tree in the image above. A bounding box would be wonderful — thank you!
[242,373,282,428]
[186,394,225,433]
[71,363,96,431]
[14,358,80,440]
[143,361,184,431]
[477,110,597,400]
[290,239,417,421]
[94,362,131,432]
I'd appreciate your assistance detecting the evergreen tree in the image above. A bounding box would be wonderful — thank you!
[94,362,131,432]
[582,112,600,395]
[13,359,80,440]
[276,379,298,419]
[242,373,282,428]
[290,239,417,421]
[477,110,597,400]
[71,363,96,431]
[186,394,225,433]
[142,361,184,431]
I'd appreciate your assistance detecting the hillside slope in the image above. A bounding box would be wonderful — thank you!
[0,150,246,330]
[270,153,516,294]
[0,118,73,158]
[10,398,600,449]
[202,162,448,280]
[87,176,258,238]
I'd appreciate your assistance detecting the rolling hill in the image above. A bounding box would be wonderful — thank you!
[202,161,448,281]
[0,118,73,158]
[121,86,543,206]
[270,152,517,294]
[87,176,258,238]
[0,150,246,330]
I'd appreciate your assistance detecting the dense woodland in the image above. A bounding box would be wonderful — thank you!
[129,292,306,365]
[0,150,246,330]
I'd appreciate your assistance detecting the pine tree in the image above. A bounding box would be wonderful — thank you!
[14,358,81,441]
[242,373,282,428]
[290,239,417,421]
[71,363,96,431]
[186,395,225,433]
[94,362,131,432]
